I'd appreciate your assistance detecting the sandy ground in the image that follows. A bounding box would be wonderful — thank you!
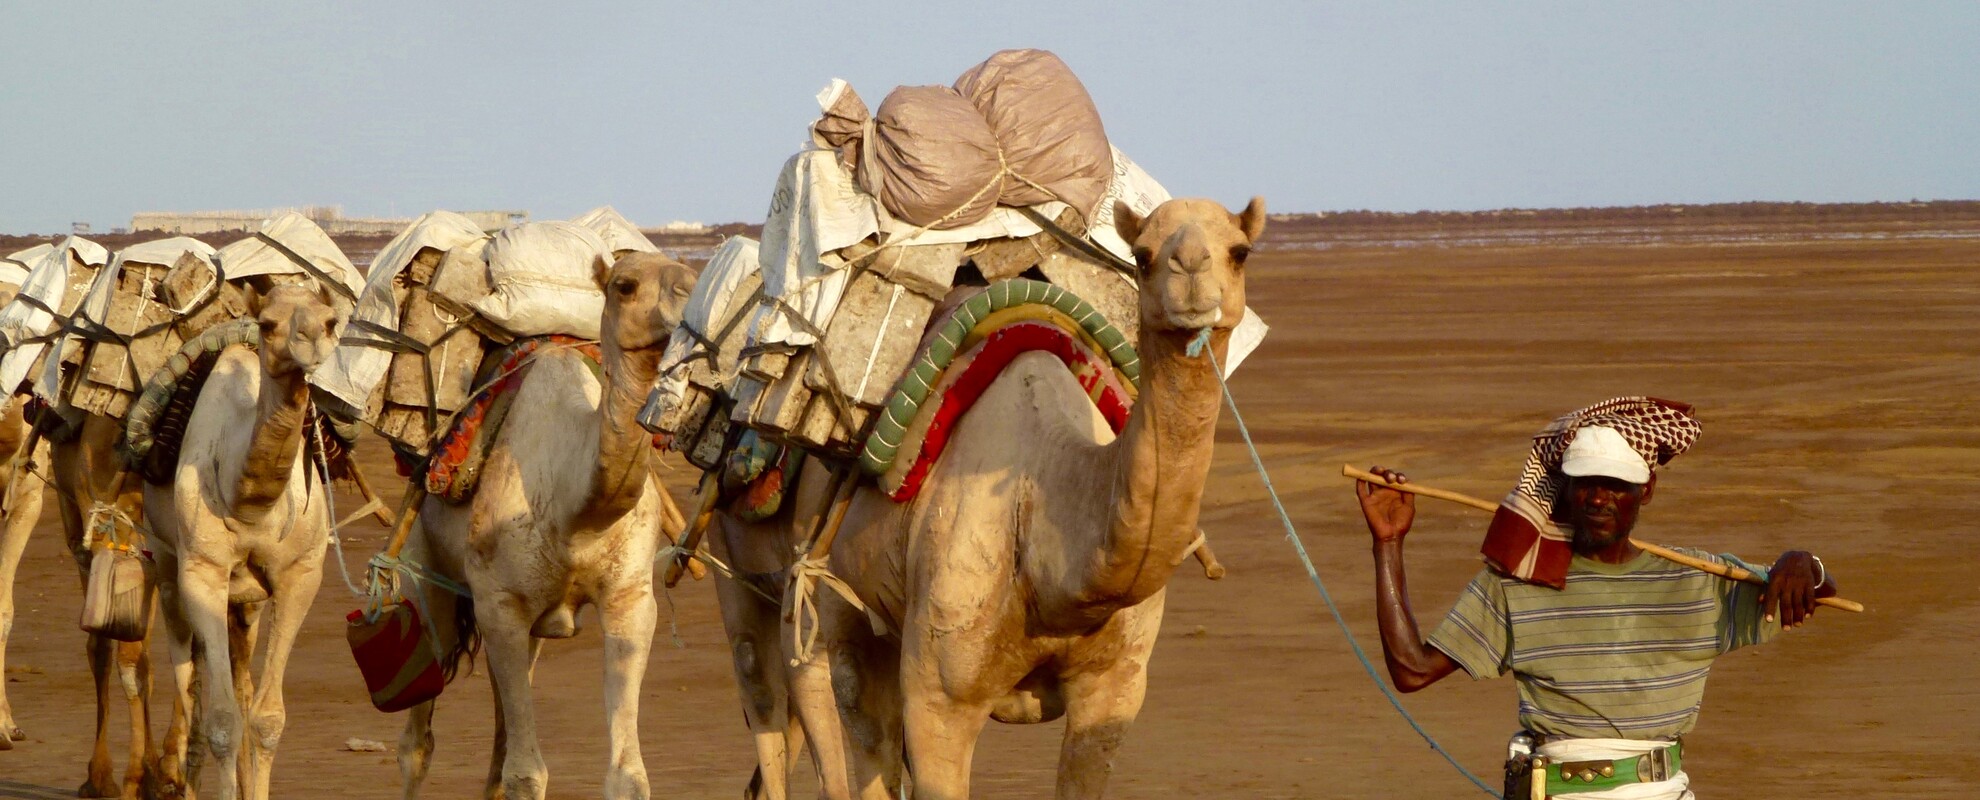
[1,221,1976,798]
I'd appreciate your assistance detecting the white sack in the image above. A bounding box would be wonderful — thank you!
[0,236,108,401]
[572,206,660,255]
[756,148,879,347]
[472,221,612,340]
[648,236,762,424]
[212,211,364,295]
[0,244,53,288]
[311,210,489,412]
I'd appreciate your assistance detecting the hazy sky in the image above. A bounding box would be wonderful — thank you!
[4,1,1976,233]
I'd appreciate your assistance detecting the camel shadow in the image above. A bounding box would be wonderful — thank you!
[0,781,73,800]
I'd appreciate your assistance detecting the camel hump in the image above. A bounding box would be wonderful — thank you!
[860,279,1138,501]
[421,335,603,503]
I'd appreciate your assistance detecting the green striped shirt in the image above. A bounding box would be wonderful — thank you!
[1427,547,1779,739]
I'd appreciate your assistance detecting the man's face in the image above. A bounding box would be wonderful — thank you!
[1564,474,1654,554]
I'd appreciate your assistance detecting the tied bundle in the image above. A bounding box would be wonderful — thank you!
[1482,397,1702,588]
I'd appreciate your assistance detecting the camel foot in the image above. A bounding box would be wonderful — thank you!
[7,725,23,741]
[0,734,11,751]
[141,766,186,800]
[76,775,119,798]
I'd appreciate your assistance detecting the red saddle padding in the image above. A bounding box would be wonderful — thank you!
[346,602,446,713]
[890,320,1131,502]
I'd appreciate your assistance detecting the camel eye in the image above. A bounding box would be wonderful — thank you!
[1229,245,1250,266]
[613,277,638,296]
[258,319,277,335]
[323,319,337,337]
[1132,249,1153,275]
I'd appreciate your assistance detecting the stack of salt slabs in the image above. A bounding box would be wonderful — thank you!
[67,238,217,418]
[662,49,1262,463]
[310,210,491,451]
[641,235,762,469]
[0,236,109,410]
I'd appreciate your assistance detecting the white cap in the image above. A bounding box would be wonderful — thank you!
[1560,426,1651,484]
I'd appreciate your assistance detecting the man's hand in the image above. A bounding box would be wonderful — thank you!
[1763,550,1835,628]
[1355,465,1416,544]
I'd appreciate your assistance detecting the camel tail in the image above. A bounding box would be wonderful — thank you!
[439,596,482,684]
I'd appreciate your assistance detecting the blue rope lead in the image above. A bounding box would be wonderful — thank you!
[1190,327,1498,797]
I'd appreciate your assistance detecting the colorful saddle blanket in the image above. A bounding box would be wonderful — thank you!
[861,279,1138,502]
[423,335,600,503]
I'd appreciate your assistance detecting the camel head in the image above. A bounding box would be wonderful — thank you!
[595,251,697,353]
[246,282,342,378]
[1113,196,1266,335]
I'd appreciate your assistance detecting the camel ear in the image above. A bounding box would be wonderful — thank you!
[315,280,335,309]
[592,254,612,291]
[1112,201,1143,249]
[243,282,264,317]
[1236,196,1267,243]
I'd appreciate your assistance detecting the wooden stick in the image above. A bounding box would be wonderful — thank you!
[343,466,404,528]
[663,470,723,587]
[1341,464,1865,613]
[382,484,427,560]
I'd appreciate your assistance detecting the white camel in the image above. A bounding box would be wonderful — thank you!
[143,283,344,800]
[395,251,694,800]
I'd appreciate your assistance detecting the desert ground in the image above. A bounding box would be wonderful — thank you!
[2,207,1976,798]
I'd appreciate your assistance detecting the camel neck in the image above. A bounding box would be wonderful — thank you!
[584,338,661,524]
[231,359,311,524]
[1077,325,1227,613]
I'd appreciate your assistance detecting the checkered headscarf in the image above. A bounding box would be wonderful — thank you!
[1480,397,1702,588]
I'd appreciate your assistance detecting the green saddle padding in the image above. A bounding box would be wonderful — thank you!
[122,318,260,480]
[858,278,1139,477]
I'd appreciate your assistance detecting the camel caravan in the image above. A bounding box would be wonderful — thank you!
[0,48,1265,800]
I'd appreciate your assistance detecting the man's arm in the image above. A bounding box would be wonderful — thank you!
[1357,466,1459,692]
[1763,550,1839,629]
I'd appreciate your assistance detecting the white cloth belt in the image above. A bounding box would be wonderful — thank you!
[1537,738,1692,800]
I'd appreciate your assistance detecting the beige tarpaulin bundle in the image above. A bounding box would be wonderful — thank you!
[471,221,615,341]
[572,206,661,257]
[0,244,52,289]
[812,49,1114,233]
[211,211,366,304]
[66,238,217,418]
[0,236,110,409]
[309,210,492,446]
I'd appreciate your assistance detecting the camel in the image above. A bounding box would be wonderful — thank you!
[142,282,344,800]
[796,196,1266,800]
[395,251,694,800]
[0,389,48,753]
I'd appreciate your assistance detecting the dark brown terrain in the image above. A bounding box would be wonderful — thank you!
[2,203,1976,798]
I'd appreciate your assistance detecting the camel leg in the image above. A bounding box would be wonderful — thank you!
[0,468,41,746]
[118,634,156,798]
[898,675,989,800]
[1052,660,1150,800]
[599,582,656,799]
[482,595,549,800]
[241,564,320,800]
[714,568,795,800]
[398,585,457,800]
[228,602,262,796]
[181,557,243,800]
[61,485,119,798]
[800,594,903,800]
[477,635,538,800]
[154,550,197,799]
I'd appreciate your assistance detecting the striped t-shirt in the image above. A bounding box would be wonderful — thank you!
[1427,547,1779,739]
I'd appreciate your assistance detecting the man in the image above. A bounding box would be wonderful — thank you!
[1354,415,1838,799]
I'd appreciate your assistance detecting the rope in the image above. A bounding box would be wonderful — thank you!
[1187,327,1498,797]
[783,555,888,667]
[314,417,375,598]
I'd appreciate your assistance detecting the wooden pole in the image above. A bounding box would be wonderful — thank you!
[1341,464,1865,613]
[662,469,722,587]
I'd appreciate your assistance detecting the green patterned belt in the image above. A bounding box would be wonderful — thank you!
[1541,740,1682,795]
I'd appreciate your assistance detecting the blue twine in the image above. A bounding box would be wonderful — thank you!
[1196,329,1499,797]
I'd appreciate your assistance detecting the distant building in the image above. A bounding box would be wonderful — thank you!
[132,206,527,235]
[643,220,709,234]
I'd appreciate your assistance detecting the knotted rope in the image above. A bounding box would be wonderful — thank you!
[783,555,888,667]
